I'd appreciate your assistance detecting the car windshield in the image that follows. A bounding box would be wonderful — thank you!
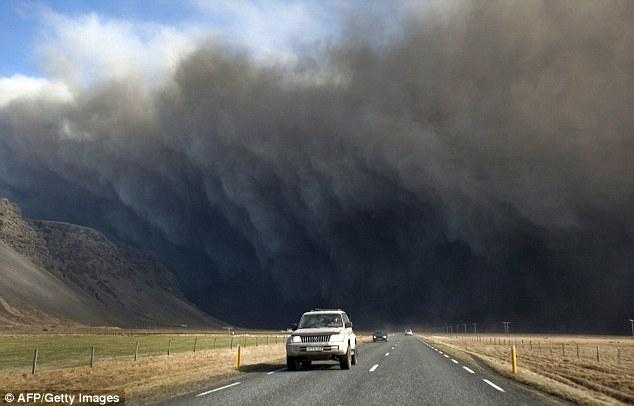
[298,313,343,328]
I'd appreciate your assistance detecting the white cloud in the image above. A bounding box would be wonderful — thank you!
[0,74,73,108]
[191,0,333,64]
[34,9,203,87]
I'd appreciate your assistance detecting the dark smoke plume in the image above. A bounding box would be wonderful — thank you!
[1,1,633,331]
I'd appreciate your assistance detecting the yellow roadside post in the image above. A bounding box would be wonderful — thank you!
[511,345,517,374]
[236,344,241,370]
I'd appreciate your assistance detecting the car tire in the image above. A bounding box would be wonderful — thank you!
[351,347,357,365]
[287,356,297,371]
[301,360,312,369]
[340,345,352,370]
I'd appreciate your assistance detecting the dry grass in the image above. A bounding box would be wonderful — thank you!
[423,334,634,405]
[0,343,287,405]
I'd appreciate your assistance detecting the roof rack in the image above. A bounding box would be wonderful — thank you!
[310,308,342,312]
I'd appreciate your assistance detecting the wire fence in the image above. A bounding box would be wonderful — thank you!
[0,334,287,374]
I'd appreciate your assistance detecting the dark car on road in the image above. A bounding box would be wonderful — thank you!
[372,330,388,342]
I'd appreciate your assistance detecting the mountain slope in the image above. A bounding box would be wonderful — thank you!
[0,198,222,328]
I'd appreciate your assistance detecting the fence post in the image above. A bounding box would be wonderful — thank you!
[267,336,269,345]
[135,340,139,361]
[596,346,600,362]
[256,336,258,347]
[213,337,217,350]
[168,339,172,356]
[562,343,565,357]
[235,345,241,370]
[230,336,233,350]
[90,346,95,368]
[32,349,38,375]
[194,338,198,353]
[511,345,517,374]
[576,343,579,358]
[529,340,532,350]
[618,348,621,366]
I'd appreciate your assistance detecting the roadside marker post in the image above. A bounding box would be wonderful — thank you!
[90,346,95,368]
[236,345,241,370]
[511,345,517,374]
[32,349,38,375]
[168,339,172,356]
[135,340,139,361]
[193,338,198,353]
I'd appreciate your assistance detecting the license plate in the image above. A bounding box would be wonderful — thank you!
[306,346,323,352]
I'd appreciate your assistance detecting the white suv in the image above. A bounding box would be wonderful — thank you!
[286,309,357,370]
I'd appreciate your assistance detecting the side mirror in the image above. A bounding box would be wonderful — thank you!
[291,323,298,331]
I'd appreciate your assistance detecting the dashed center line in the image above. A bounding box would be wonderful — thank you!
[463,366,475,374]
[385,352,390,356]
[483,379,505,392]
[439,351,444,354]
[443,354,449,358]
[451,359,459,364]
[197,382,241,397]
[369,364,379,372]
[267,368,286,375]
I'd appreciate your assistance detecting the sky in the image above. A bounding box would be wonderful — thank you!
[0,1,633,332]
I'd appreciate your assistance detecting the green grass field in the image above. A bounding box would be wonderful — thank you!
[0,333,286,373]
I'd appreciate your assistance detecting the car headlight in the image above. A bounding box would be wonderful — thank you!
[291,335,301,343]
[330,334,345,342]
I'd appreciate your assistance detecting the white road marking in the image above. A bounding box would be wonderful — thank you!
[196,382,241,396]
[451,359,459,364]
[463,366,475,374]
[267,368,286,375]
[385,352,390,356]
[391,347,395,350]
[443,354,449,358]
[439,351,443,354]
[483,379,505,392]
[369,364,379,372]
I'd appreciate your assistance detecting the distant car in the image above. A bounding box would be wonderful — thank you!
[372,331,388,342]
[405,329,413,336]
[286,309,357,370]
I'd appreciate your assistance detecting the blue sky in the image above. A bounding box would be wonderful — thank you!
[0,0,347,78]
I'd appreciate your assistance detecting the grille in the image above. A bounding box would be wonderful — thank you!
[300,335,330,343]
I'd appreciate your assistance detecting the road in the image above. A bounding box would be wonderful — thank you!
[165,335,553,405]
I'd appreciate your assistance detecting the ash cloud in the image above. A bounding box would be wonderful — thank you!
[1,1,633,331]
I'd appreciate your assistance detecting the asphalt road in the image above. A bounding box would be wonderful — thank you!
[165,335,552,405]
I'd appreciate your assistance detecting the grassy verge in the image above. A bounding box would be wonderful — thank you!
[1,340,286,405]
[421,334,634,405]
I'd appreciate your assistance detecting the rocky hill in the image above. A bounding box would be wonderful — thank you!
[0,198,221,328]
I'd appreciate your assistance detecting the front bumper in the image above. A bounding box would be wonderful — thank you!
[286,342,347,358]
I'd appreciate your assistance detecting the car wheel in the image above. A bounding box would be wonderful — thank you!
[351,347,357,365]
[301,360,312,369]
[340,345,352,370]
[287,356,297,371]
